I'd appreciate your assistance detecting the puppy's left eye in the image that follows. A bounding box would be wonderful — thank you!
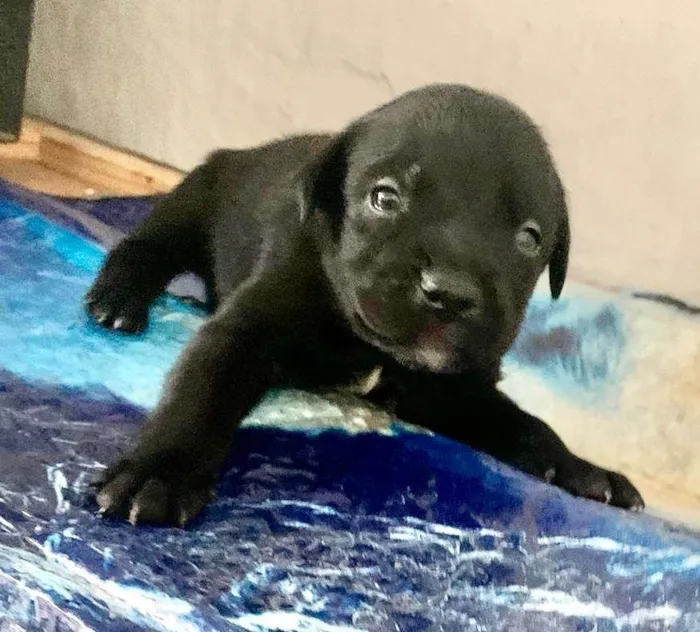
[515,220,542,256]
[370,185,402,215]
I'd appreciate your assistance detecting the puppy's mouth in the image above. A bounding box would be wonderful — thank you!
[353,296,463,372]
[353,298,401,346]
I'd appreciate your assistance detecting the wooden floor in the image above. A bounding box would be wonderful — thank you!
[0,118,182,196]
[0,158,106,197]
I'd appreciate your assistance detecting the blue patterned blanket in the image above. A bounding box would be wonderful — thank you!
[1,179,699,631]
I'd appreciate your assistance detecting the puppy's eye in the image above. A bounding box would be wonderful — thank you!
[515,220,542,256]
[370,185,402,215]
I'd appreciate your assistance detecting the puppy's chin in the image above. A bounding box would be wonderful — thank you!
[407,346,462,374]
[355,316,476,374]
[382,341,485,374]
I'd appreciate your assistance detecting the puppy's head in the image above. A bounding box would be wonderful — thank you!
[301,84,570,375]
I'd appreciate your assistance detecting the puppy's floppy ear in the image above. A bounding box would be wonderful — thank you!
[298,133,350,230]
[549,199,570,300]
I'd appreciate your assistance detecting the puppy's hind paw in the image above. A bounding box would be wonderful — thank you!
[551,455,645,511]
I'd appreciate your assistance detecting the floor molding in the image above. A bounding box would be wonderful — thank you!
[0,117,183,196]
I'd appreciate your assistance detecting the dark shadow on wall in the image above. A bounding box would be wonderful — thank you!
[0,0,34,140]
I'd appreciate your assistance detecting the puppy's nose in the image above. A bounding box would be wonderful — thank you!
[419,269,483,317]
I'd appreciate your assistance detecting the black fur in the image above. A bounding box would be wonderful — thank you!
[87,84,643,526]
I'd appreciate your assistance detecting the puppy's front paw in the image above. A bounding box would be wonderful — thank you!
[92,453,216,527]
[517,451,644,510]
[85,280,150,334]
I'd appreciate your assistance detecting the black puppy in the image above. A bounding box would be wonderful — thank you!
[87,84,644,526]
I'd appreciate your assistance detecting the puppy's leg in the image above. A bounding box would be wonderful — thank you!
[396,378,645,510]
[86,164,212,333]
[93,295,276,526]
[92,259,309,526]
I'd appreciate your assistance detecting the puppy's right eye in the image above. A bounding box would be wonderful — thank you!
[370,186,402,215]
[515,220,543,256]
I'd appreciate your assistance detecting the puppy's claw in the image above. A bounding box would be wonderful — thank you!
[175,487,213,528]
[128,503,140,526]
[96,491,112,513]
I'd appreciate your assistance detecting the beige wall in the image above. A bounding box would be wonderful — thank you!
[25,0,700,304]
